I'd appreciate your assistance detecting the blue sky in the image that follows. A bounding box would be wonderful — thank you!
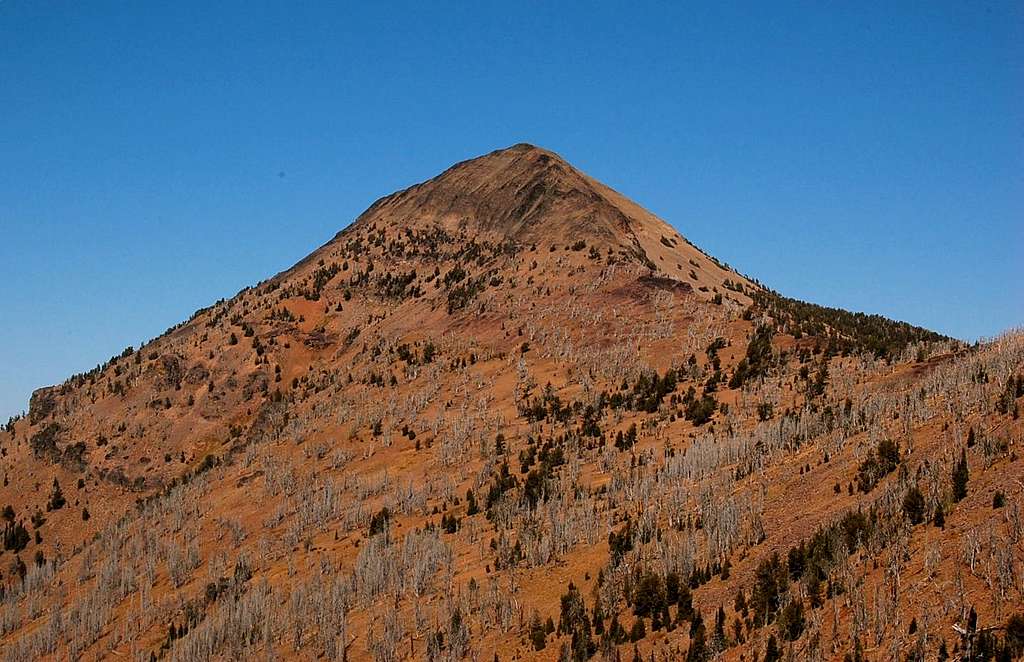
[1,2,1021,419]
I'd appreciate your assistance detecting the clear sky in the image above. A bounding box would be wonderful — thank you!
[1,2,1021,420]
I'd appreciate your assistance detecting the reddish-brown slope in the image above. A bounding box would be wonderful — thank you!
[0,145,1019,662]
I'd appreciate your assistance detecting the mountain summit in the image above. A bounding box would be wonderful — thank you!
[357,143,631,241]
[327,143,754,301]
[1,146,1016,662]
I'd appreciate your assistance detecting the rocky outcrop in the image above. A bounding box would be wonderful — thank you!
[28,387,59,424]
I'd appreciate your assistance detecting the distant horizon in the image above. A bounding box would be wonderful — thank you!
[2,2,1021,420]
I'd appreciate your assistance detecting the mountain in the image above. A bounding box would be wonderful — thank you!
[1,144,1021,662]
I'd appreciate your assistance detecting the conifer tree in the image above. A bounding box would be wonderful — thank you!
[952,449,969,502]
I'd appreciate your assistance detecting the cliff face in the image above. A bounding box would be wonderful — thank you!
[0,145,1019,662]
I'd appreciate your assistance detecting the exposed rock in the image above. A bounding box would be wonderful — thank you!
[303,330,335,350]
[28,387,59,424]
[153,354,185,389]
[29,422,62,461]
[184,362,210,385]
[242,371,269,401]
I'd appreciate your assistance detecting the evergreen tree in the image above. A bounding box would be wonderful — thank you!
[529,611,546,651]
[3,520,30,552]
[778,599,805,641]
[676,585,694,624]
[558,582,594,661]
[686,619,708,662]
[47,478,65,511]
[713,605,727,650]
[629,618,646,643]
[592,595,605,635]
[632,572,667,621]
[751,552,788,626]
[902,485,926,525]
[952,449,969,502]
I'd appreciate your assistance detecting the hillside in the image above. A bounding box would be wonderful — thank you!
[1,144,1022,662]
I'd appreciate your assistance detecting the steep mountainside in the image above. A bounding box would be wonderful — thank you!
[1,144,1022,662]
